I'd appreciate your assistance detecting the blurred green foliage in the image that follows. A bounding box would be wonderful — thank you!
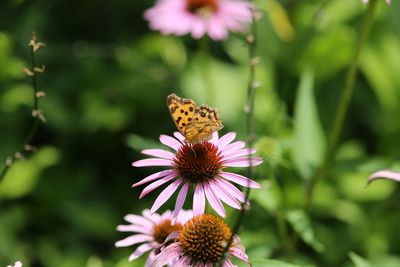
[0,0,399,266]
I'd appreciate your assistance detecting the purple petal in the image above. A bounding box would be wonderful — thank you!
[223,157,263,167]
[217,132,236,150]
[116,224,152,235]
[193,183,206,216]
[142,149,175,160]
[133,169,176,187]
[115,234,153,247]
[152,243,181,267]
[139,174,176,198]
[129,242,154,261]
[204,183,226,217]
[219,172,261,188]
[150,179,182,214]
[222,148,257,161]
[160,134,182,151]
[209,180,241,209]
[172,183,189,221]
[132,158,172,167]
[368,170,400,185]
[230,246,249,263]
[216,178,246,203]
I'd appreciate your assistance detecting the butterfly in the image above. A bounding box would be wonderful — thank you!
[167,93,223,144]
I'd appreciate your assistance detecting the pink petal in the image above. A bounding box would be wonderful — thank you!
[368,170,400,185]
[152,243,182,267]
[139,174,176,198]
[173,131,185,143]
[222,141,245,155]
[219,172,261,188]
[204,183,226,217]
[230,246,249,263]
[141,149,175,160]
[160,134,182,151]
[116,224,152,235]
[209,131,219,144]
[132,169,176,187]
[175,256,191,267]
[172,182,189,221]
[193,183,206,216]
[132,158,172,167]
[124,214,153,228]
[142,209,162,223]
[217,132,236,150]
[222,148,257,161]
[115,234,153,247]
[222,259,235,267]
[150,179,183,213]
[129,242,154,261]
[209,180,241,209]
[207,15,229,40]
[223,157,263,167]
[216,178,246,203]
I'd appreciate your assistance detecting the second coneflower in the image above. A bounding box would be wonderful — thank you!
[132,131,262,218]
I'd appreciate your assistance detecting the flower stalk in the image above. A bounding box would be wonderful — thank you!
[305,0,379,210]
[220,7,260,265]
[0,32,46,183]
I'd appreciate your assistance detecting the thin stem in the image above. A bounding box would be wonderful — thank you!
[0,33,45,183]
[218,7,258,266]
[305,0,379,210]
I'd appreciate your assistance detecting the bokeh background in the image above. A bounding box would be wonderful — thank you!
[0,0,400,266]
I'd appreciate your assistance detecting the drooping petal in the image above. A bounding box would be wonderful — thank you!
[230,246,249,263]
[151,243,182,267]
[132,169,176,187]
[209,180,241,209]
[172,182,190,221]
[219,172,261,188]
[129,242,155,261]
[193,183,206,216]
[367,170,400,185]
[133,158,173,167]
[222,141,246,155]
[223,157,263,167]
[173,131,185,143]
[160,134,182,151]
[142,149,175,160]
[222,148,257,161]
[139,174,176,198]
[115,234,153,247]
[150,179,183,214]
[204,183,226,217]
[216,178,246,203]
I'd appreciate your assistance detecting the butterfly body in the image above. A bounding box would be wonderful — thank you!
[167,93,223,144]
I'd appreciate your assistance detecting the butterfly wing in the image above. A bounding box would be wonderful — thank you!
[185,104,223,144]
[167,93,196,137]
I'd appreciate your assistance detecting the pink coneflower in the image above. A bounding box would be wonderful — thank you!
[144,0,253,40]
[132,131,262,218]
[362,0,391,4]
[152,214,249,267]
[115,209,192,265]
[7,261,22,267]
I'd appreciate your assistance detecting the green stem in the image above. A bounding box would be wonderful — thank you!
[218,8,258,267]
[0,34,44,184]
[305,0,379,210]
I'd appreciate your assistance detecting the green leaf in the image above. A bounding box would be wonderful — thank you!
[349,252,371,267]
[293,70,325,181]
[251,259,302,267]
[286,209,324,252]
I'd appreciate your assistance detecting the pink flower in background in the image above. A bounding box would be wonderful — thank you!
[132,132,262,219]
[367,169,400,185]
[362,0,391,4]
[115,209,192,265]
[152,214,249,267]
[144,0,253,40]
